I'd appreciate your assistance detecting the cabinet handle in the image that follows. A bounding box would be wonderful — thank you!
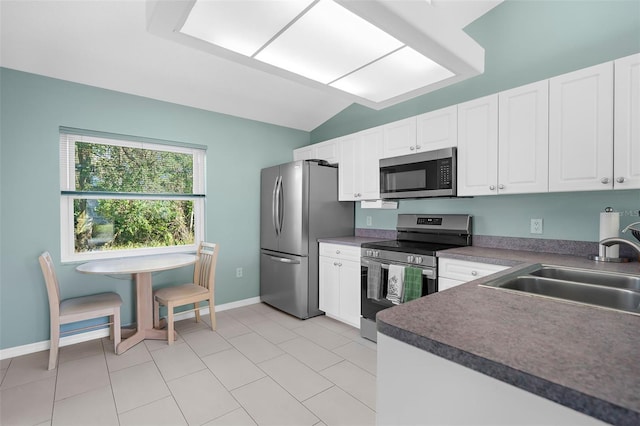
[489,185,496,191]
[616,177,625,183]
[601,177,610,184]
[416,145,421,150]
[410,146,415,151]
[498,184,505,190]
[336,250,340,254]
[333,262,338,266]
[471,271,478,276]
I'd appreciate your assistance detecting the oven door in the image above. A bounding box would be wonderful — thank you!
[360,258,437,341]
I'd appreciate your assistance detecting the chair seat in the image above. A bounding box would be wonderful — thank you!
[60,292,122,317]
[154,283,208,302]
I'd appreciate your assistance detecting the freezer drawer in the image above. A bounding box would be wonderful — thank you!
[260,250,310,319]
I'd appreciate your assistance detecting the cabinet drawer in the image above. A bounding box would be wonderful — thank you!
[439,258,508,282]
[319,243,361,262]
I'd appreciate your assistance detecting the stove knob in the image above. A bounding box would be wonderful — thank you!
[415,256,423,264]
[366,249,372,257]
[407,255,415,263]
[374,250,379,258]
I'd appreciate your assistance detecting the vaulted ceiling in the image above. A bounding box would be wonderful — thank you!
[0,0,501,131]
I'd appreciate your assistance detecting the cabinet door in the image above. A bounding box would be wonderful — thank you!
[338,134,359,201]
[315,139,340,164]
[549,62,614,192]
[457,94,499,196]
[416,105,458,151]
[293,146,315,161]
[382,116,417,158]
[498,80,549,194]
[438,258,508,282]
[614,53,640,190]
[338,260,361,328]
[318,256,340,316]
[438,277,465,292]
[359,127,384,200]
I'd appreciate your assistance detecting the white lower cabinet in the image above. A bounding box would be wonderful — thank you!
[438,258,508,291]
[318,243,361,328]
[377,334,606,426]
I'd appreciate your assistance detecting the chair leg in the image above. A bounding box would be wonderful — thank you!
[194,302,200,323]
[208,298,216,331]
[167,303,175,345]
[113,311,121,354]
[48,323,60,370]
[153,299,160,329]
[109,316,114,341]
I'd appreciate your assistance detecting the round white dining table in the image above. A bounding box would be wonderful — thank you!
[76,253,196,354]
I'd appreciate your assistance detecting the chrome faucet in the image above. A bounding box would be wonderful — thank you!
[621,221,640,234]
[598,237,640,261]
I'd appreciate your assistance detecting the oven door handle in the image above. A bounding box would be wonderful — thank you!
[362,260,435,277]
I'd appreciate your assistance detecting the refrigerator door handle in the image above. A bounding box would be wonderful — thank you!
[277,176,284,235]
[272,176,280,236]
[269,256,300,264]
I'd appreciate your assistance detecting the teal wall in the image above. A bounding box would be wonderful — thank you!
[310,0,640,241]
[0,68,309,350]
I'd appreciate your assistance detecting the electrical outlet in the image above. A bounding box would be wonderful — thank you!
[530,218,543,234]
[366,216,372,226]
[236,267,243,278]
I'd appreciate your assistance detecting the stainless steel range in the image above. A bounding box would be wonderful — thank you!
[360,214,472,341]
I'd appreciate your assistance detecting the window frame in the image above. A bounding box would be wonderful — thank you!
[59,130,206,263]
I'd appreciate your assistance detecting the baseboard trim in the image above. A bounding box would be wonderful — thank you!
[0,296,262,360]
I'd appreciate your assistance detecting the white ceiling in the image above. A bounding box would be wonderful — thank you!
[0,0,502,131]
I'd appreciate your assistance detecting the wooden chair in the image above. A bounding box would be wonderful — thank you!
[153,242,219,344]
[39,252,122,370]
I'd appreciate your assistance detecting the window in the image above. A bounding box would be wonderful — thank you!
[60,129,205,262]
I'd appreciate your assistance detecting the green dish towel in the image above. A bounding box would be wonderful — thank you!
[403,267,423,303]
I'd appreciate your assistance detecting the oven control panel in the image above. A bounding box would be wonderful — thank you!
[361,248,437,268]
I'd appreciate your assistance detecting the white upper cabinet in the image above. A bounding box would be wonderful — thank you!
[293,138,340,164]
[382,116,417,158]
[498,80,549,194]
[549,62,614,192]
[416,105,458,151]
[339,127,384,201]
[457,94,498,196]
[614,53,640,190]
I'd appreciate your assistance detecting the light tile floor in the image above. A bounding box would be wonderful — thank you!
[0,303,377,426]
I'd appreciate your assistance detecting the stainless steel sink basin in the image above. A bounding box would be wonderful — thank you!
[530,266,640,292]
[481,265,640,315]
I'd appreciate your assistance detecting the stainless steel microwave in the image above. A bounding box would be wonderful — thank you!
[379,147,456,199]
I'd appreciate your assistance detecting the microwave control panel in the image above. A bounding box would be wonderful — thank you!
[438,158,453,188]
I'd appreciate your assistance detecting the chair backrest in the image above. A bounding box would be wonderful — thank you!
[39,252,60,318]
[194,242,219,294]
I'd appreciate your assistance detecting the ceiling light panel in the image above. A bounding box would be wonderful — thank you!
[180,0,315,57]
[330,46,455,102]
[254,0,403,84]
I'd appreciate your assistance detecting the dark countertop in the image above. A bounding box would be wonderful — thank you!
[317,236,389,247]
[378,246,640,425]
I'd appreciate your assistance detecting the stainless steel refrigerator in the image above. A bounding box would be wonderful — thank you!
[260,160,354,319]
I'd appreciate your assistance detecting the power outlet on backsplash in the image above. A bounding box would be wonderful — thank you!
[530,218,543,234]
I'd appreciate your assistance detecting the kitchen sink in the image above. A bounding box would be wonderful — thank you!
[481,265,640,315]
[530,266,640,292]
